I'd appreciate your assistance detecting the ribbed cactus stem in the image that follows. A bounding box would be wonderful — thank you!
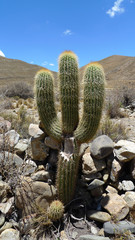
[74,63,105,143]
[56,138,80,204]
[35,69,62,141]
[48,200,64,221]
[59,51,79,135]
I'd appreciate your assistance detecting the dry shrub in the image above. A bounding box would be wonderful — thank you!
[0,97,13,111]
[120,86,135,107]
[0,82,34,99]
[97,117,127,142]
[0,106,35,138]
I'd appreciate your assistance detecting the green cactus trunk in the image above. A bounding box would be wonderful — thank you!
[74,63,105,143]
[56,138,80,205]
[35,70,62,142]
[59,51,79,135]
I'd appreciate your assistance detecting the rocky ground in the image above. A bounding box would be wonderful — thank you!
[0,98,135,240]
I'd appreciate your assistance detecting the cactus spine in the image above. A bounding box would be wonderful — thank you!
[35,52,105,205]
[48,200,64,221]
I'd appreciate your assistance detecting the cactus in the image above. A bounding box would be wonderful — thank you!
[48,200,64,221]
[35,51,105,205]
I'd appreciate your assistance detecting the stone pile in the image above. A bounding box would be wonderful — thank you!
[0,117,135,239]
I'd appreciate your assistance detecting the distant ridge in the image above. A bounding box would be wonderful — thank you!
[0,55,135,88]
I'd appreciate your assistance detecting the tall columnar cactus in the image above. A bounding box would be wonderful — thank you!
[35,51,105,205]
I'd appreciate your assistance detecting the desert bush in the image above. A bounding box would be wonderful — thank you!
[0,97,13,111]
[97,117,127,142]
[0,107,35,138]
[0,82,34,99]
[120,86,135,107]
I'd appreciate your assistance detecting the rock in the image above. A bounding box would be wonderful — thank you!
[0,213,5,227]
[110,159,122,182]
[105,185,118,194]
[5,130,20,148]
[131,158,135,179]
[114,140,135,162]
[88,179,104,190]
[0,222,13,234]
[0,119,11,133]
[0,152,23,169]
[28,123,44,137]
[47,149,58,166]
[87,210,111,223]
[82,172,102,182]
[123,191,135,209]
[0,228,20,240]
[101,193,129,221]
[31,136,49,161]
[60,230,69,240]
[31,170,51,181]
[121,180,134,191]
[45,136,61,150]
[14,139,28,154]
[91,186,104,197]
[90,135,114,159]
[103,220,135,235]
[82,153,106,175]
[15,177,56,213]
[102,169,109,182]
[0,180,11,201]
[79,235,110,240]
[22,159,37,175]
[0,197,14,214]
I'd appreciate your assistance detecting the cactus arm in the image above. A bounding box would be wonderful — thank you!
[74,63,105,144]
[59,51,79,135]
[35,69,62,141]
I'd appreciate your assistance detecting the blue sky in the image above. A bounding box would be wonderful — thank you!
[0,0,134,71]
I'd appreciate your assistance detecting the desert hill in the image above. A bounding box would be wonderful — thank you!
[0,55,135,89]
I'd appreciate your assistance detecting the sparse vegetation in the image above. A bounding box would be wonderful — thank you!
[0,82,34,99]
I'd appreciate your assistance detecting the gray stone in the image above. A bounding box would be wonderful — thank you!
[0,228,20,240]
[123,191,135,209]
[31,170,50,181]
[22,159,37,175]
[0,213,5,227]
[0,151,23,169]
[110,159,122,182]
[87,210,111,223]
[0,119,11,133]
[5,130,20,148]
[14,139,28,154]
[122,180,134,191]
[103,220,135,235]
[79,235,110,240]
[45,136,61,150]
[0,197,14,214]
[90,135,114,159]
[15,177,56,214]
[88,179,104,190]
[82,172,102,182]
[105,185,118,194]
[114,140,135,162]
[101,193,129,221]
[82,153,106,175]
[90,186,104,197]
[31,136,49,161]
[0,180,11,201]
[0,222,13,234]
[102,169,109,182]
[28,123,44,137]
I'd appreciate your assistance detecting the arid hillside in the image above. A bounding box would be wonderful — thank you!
[0,55,135,89]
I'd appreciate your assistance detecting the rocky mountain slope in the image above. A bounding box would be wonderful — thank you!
[0,55,135,89]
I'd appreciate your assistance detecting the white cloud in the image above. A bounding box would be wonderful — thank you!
[30,61,34,64]
[0,50,5,57]
[49,63,54,66]
[42,61,48,66]
[106,0,125,17]
[63,29,73,35]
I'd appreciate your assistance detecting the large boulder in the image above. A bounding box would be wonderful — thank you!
[90,135,114,159]
[82,153,106,175]
[101,193,129,221]
[114,140,135,162]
